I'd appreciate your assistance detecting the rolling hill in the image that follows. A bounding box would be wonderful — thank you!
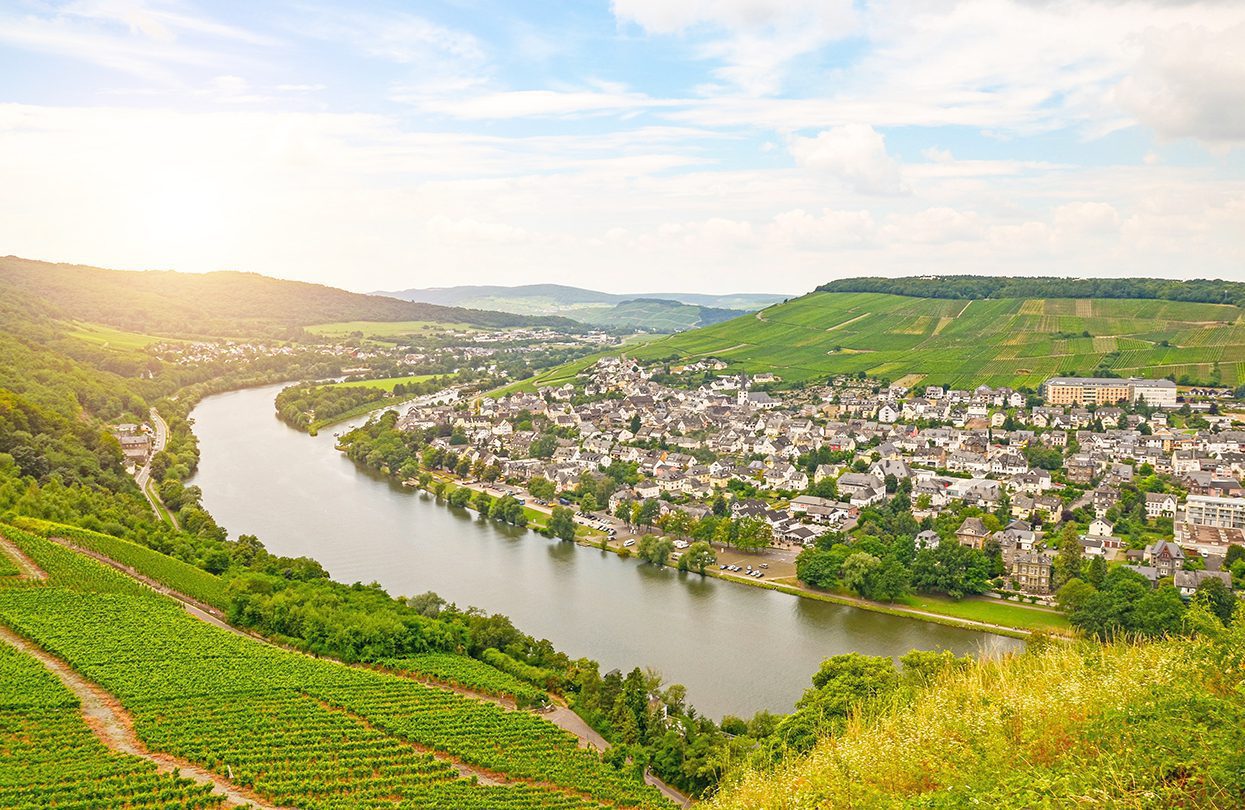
[613,289,1245,389]
[0,256,577,338]
[377,282,785,331]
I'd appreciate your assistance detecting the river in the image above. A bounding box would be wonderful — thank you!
[189,383,1022,720]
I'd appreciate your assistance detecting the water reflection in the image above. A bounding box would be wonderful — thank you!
[190,383,1023,719]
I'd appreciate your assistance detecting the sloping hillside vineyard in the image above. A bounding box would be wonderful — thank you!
[626,292,1245,388]
[0,526,671,809]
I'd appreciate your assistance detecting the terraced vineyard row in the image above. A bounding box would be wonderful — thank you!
[0,639,225,809]
[0,525,670,809]
[15,518,230,609]
[380,653,550,707]
[0,547,18,578]
[624,292,1245,388]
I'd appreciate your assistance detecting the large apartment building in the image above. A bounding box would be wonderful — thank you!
[1184,494,1245,530]
[1041,376,1177,407]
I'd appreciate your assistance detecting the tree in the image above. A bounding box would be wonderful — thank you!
[548,506,577,542]
[1084,554,1108,589]
[1193,576,1236,625]
[733,517,773,551]
[637,499,661,526]
[581,492,598,514]
[863,558,910,602]
[1053,526,1083,590]
[840,552,881,595]
[528,476,556,500]
[1132,586,1186,637]
[682,541,716,575]
[1055,578,1097,614]
[765,654,899,760]
[711,493,728,517]
[614,500,632,523]
[637,535,675,567]
[796,546,849,589]
[910,544,991,600]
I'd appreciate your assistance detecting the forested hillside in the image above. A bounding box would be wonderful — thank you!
[819,275,1245,306]
[0,256,577,337]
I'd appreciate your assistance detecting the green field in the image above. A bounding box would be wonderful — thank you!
[308,320,483,337]
[613,292,1245,388]
[898,593,1072,632]
[331,373,441,391]
[63,321,183,351]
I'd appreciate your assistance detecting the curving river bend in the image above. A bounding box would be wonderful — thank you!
[189,383,1021,720]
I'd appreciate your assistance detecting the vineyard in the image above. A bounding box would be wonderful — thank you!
[0,639,225,809]
[380,653,550,707]
[14,518,230,609]
[617,292,1245,388]
[0,523,672,809]
[0,547,18,578]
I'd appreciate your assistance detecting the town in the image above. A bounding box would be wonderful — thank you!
[368,357,1242,626]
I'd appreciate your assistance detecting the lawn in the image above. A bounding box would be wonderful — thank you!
[898,593,1073,633]
[331,374,442,391]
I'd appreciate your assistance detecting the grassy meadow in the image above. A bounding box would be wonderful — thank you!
[63,321,185,352]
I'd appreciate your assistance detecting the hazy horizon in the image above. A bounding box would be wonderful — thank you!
[1,1,1242,294]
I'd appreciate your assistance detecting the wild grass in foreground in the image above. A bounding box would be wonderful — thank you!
[711,612,1245,809]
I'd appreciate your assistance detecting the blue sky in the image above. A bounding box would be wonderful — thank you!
[0,0,1242,294]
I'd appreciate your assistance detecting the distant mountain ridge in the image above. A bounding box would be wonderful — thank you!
[0,256,578,338]
[377,283,785,310]
[376,283,786,331]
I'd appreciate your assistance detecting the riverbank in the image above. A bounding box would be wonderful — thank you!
[393,469,1068,639]
[192,382,1024,721]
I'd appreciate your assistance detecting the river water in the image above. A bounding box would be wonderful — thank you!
[189,383,1022,719]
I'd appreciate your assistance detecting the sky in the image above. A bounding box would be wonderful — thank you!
[0,1,1243,295]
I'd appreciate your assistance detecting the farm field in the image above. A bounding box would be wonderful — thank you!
[616,292,1245,389]
[332,373,442,391]
[63,321,185,351]
[307,320,483,337]
[0,525,670,809]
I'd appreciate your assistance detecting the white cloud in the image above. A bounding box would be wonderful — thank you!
[0,0,275,84]
[612,0,857,95]
[1053,201,1121,236]
[789,125,907,195]
[1114,22,1245,146]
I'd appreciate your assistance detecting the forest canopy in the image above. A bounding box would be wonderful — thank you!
[817,276,1245,307]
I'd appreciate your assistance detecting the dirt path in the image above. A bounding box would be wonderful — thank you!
[49,537,696,806]
[825,312,869,332]
[0,625,288,810]
[0,535,48,581]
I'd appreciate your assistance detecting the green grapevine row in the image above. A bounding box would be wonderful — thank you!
[0,640,226,809]
[0,526,148,597]
[15,518,230,609]
[0,548,19,577]
[378,652,550,707]
[0,534,671,808]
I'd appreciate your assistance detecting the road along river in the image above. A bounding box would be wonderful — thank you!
[189,383,1022,720]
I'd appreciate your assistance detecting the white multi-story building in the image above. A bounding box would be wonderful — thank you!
[1185,494,1245,530]
[1040,376,1177,408]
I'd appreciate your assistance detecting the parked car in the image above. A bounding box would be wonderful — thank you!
[623,539,636,547]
